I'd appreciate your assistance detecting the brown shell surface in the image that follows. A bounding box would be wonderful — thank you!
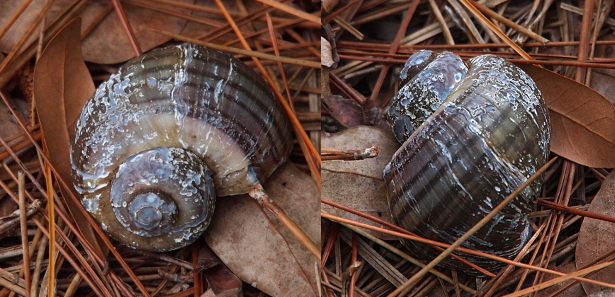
[383,53,550,273]
[71,43,292,251]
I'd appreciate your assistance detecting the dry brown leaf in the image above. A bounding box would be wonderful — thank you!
[32,17,102,253]
[576,170,615,295]
[203,162,319,297]
[322,125,399,239]
[0,0,73,53]
[204,265,242,296]
[34,17,92,186]
[0,99,27,156]
[326,95,367,128]
[261,162,320,291]
[201,288,242,297]
[519,64,615,168]
[79,0,193,64]
[198,244,243,296]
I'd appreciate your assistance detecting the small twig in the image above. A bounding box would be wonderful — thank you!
[560,2,615,26]
[249,184,320,260]
[321,146,378,161]
[0,199,41,235]
[158,269,193,284]
[0,266,27,296]
[131,251,193,270]
[478,224,547,297]
[371,1,420,106]
[341,261,361,297]
[548,241,615,295]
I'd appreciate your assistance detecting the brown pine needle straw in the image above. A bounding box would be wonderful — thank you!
[249,184,320,260]
[111,0,142,56]
[321,213,615,290]
[255,0,320,24]
[386,156,558,296]
[339,222,478,295]
[0,93,150,297]
[322,198,495,276]
[469,0,549,44]
[502,261,614,297]
[458,0,533,61]
[538,199,615,223]
[18,172,30,297]
[151,29,321,68]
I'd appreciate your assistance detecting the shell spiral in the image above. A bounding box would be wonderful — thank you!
[383,50,550,273]
[71,43,292,252]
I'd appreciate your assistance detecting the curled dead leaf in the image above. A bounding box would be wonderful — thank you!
[33,17,102,254]
[519,64,615,168]
[203,162,319,297]
[576,171,615,295]
[322,125,399,239]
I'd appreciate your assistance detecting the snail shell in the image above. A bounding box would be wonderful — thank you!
[71,43,292,252]
[383,50,550,273]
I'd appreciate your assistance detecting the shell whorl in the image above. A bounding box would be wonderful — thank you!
[383,50,550,273]
[71,43,292,251]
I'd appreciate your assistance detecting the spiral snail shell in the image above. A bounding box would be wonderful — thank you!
[71,43,292,252]
[383,50,550,273]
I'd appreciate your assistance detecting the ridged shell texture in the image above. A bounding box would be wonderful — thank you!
[384,50,550,273]
[71,43,292,251]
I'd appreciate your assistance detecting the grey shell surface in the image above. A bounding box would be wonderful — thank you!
[71,43,292,251]
[383,50,550,273]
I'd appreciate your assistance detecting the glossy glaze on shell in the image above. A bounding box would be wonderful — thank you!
[383,51,550,273]
[71,43,292,251]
